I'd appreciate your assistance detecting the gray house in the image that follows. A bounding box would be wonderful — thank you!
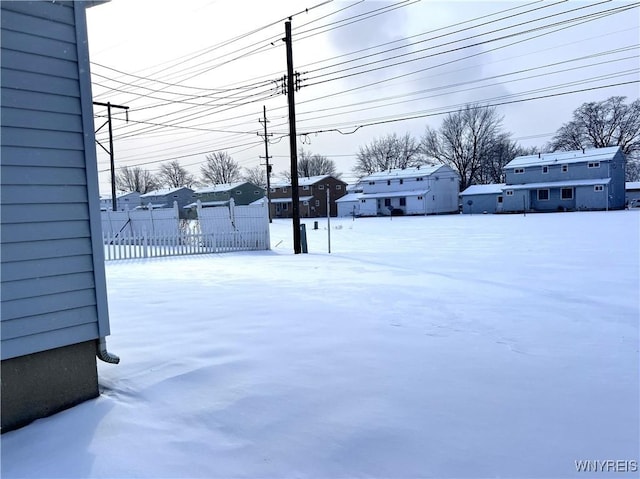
[100,191,141,211]
[459,184,506,214]
[139,187,194,219]
[190,181,265,207]
[460,146,626,214]
[1,0,117,432]
[626,182,640,206]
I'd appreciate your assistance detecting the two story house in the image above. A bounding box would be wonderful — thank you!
[460,146,626,213]
[337,165,460,217]
[189,182,264,208]
[270,175,347,218]
[138,187,194,219]
[99,191,141,211]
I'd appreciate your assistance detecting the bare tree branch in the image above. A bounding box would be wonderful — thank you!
[200,151,241,185]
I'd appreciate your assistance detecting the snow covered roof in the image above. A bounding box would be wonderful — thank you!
[505,146,621,169]
[506,178,611,190]
[360,165,443,182]
[626,182,640,191]
[269,195,314,204]
[335,193,362,203]
[194,182,247,194]
[460,184,506,196]
[360,189,429,199]
[272,175,344,188]
[140,187,187,197]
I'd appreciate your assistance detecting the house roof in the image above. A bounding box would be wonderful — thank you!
[505,178,611,190]
[140,187,189,197]
[270,196,314,204]
[194,182,248,194]
[505,146,621,169]
[360,189,429,199]
[460,184,506,196]
[359,165,444,182]
[626,182,640,191]
[272,175,345,188]
[335,193,362,203]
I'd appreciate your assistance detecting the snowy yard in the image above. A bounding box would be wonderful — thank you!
[2,211,639,478]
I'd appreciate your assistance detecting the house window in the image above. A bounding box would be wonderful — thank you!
[498,196,503,203]
[336,185,342,190]
[537,189,550,201]
[384,198,391,207]
[542,166,549,174]
[254,191,260,195]
[369,181,375,185]
[399,197,406,206]
[561,188,573,200]
[319,184,324,190]
[514,168,525,174]
[236,190,242,195]
[588,162,600,168]
[562,164,568,173]
[303,185,309,190]
[506,190,514,196]
[399,179,404,185]
[361,199,366,203]
[417,196,423,200]
[173,195,178,198]
[416,177,423,181]
[387,180,391,186]
[315,200,320,206]
[283,187,287,193]
[594,185,604,192]
[283,203,288,210]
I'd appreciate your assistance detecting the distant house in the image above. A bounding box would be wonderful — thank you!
[100,191,141,211]
[337,165,460,217]
[270,175,347,218]
[139,187,194,219]
[459,184,506,214]
[460,146,626,214]
[1,1,117,432]
[189,182,265,208]
[625,181,640,205]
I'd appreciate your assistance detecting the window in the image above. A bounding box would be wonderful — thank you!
[173,195,178,198]
[319,184,324,190]
[561,188,573,200]
[562,164,568,173]
[236,190,242,195]
[369,181,375,185]
[361,199,366,203]
[384,198,391,207]
[387,180,391,186]
[542,166,549,174]
[594,185,604,192]
[588,161,600,168]
[416,177,423,181]
[537,189,550,201]
[399,197,406,206]
[282,187,287,193]
[417,196,423,200]
[514,168,525,174]
[399,179,404,185]
[336,185,342,190]
[506,190,514,196]
[254,191,260,195]
[497,196,503,203]
[315,200,320,206]
[283,203,288,210]
[303,185,309,190]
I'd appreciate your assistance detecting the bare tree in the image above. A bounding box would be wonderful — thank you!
[115,166,160,193]
[158,160,196,188]
[280,148,340,181]
[548,96,640,180]
[421,104,503,191]
[476,135,538,184]
[353,132,426,177]
[242,165,267,189]
[200,151,241,185]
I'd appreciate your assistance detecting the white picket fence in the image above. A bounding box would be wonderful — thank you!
[102,199,270,260]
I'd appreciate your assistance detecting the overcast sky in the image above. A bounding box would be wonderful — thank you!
[86,0,640,193]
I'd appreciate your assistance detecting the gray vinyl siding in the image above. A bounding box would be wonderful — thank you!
[1,1,110,360]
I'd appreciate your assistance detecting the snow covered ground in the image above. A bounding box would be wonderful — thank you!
[2,211,639,478]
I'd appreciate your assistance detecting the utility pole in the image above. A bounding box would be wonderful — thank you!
[258,105,273,222]
[326,184,331,254]
[94,101,129,211]
[284,20,301,254]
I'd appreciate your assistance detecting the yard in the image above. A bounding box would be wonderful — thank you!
[2,211,638,478]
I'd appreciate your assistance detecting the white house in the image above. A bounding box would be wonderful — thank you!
[337,165,460,217]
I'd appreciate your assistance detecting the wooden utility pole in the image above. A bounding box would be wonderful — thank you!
[259,105,273,222]
[94,101,129,211]
[284,20,301,254]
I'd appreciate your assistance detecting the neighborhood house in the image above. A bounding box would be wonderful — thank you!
[269,175,347,218]
[337,165,460,217]
[138,187,194,219]
[460,146,626,213]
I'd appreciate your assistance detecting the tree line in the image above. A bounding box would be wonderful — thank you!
[115,96,640,194]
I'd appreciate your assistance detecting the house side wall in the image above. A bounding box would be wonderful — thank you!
[430,171,459,213]
[0,1,109,360]
[608,150,626,208]
[461,194,499,214]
